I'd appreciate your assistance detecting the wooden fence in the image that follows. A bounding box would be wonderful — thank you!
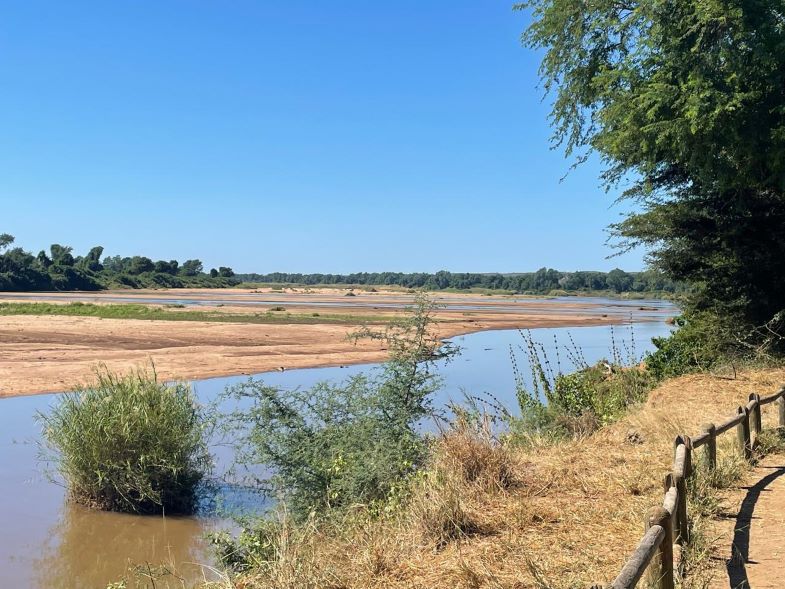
[591,385,785,589]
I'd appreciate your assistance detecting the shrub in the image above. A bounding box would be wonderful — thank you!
[550,364,653,424]
[224,376,427,518]
[221,295,455,519]
[645,313,736,379]
[511,329,655,440]
[37,366,212,514]
[438,408,515,492]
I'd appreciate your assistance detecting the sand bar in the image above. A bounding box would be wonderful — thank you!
[0,289,673,397]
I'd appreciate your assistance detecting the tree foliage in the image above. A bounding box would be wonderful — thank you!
[519,0,785,344]
[0,233,239,291]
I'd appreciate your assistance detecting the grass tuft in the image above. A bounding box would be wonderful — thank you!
[37,365,212,514]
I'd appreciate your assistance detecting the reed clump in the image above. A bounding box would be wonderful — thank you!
[38,365,212,514]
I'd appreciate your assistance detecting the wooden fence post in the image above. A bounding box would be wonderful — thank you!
[675,434,693,477]
[673,436,690,545]
[737,406,752,461]
[701,423,716,471]
[755,393,763,434]
[646,507,675,589]
[749,393,762,444]
[779,393,785,430]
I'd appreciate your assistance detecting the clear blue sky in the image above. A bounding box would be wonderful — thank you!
[0,1,645,274]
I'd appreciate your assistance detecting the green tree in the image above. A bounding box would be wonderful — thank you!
[80,246,104,272]
[520,0,785,344]
[36,250,52,269]
[180,259,203,276]
[49,244,74,267]
[606,268,633,294]
[0,233,13,252]
[127,256,155,275]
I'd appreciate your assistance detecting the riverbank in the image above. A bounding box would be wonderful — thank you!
[0,289,674,397]
[222,368,785,589]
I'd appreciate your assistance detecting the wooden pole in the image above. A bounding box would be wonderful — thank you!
[738,406,752,461]
[749,393,762,444]
[611,525,666,589]
[673,437,690,545]
[755,393,763,434]
[674,434,693,478]
[779,394,785,430]
[646,507,675,589]
[701,423,716,471]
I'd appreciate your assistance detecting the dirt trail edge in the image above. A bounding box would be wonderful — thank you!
[711,453,785,589]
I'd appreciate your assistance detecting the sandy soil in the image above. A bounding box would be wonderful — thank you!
[709,454,785,589]
[0,288,667,397]
[0,315,619,398]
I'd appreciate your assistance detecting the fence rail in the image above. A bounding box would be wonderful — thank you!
[591,385,785,589]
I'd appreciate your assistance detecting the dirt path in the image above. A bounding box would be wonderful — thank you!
[710,454,785,589]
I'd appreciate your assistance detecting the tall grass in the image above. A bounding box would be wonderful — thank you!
[510,326,654,440]
[37,366,212,514]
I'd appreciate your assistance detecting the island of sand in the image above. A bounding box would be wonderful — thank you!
[0,288,673,397]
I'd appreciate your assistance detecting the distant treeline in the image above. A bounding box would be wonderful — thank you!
[0,233,238,291]
[1,233,683,295]
[236,268,686,295]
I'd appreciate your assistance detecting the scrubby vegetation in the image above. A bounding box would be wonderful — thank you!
[219,295,454,519]
[200,367,785,589]
[509,328,655,441]
[202,298,660,587]
[207,412,517,588]
[0,233,238,291]
[37,366,212,514]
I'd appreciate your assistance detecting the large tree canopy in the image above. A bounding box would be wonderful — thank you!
[519,0,785,334]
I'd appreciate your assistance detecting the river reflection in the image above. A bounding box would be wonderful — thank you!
[31,505,218,588]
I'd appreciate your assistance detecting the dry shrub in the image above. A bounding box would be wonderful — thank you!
[405,413,517,549]
[437,412,517,492]
[552,411,600,439]
[406,468,477,549]
[218,511,347,589]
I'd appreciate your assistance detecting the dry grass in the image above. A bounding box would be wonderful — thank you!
[229,369,785,589]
